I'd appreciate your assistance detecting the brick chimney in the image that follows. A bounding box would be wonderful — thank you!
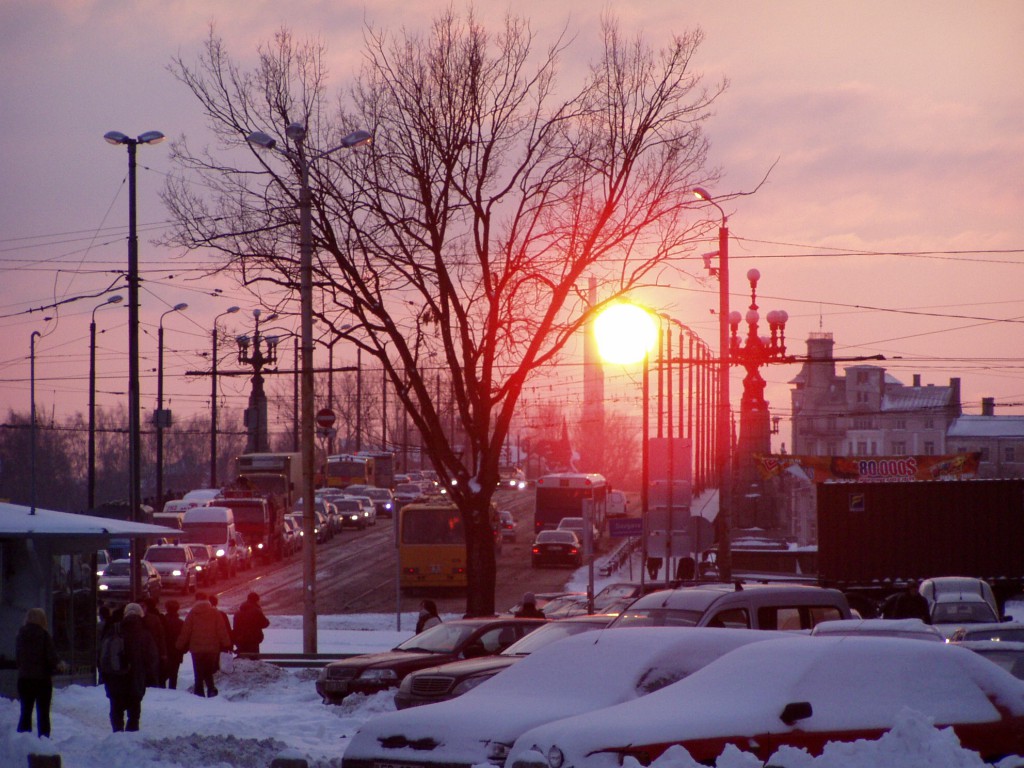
[982,397,995,416]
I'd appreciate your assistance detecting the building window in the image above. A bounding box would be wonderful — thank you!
[1005,446,1016,463]
[924,441,935,456]
[854,417,872,430]
[856,371,869,384]
[895,418,906,430]
[924,418,934,429]
[857,441,868,455]
[892,441,906,454]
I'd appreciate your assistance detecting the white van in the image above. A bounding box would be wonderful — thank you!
[181,505,240,577]
[608,490,629,518]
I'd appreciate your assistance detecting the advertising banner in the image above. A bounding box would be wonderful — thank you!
[755,452,980,483]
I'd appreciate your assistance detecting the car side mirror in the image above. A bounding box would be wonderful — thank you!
[780,701,813,725]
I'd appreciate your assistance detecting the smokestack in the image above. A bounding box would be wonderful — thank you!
[912,374,921,387]
[982,397,995,417]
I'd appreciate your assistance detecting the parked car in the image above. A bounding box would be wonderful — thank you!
[281,515,301,555]
[591,581,666,614]
[810,617,944,641]
[953,640,1024,680]
[98,558,162,603]
[95,549,111,578]
[316,617,545,705]
[498,509,517,542]
[143,543,198,594]
[341,627,792,768]
[609,582,852,630]
[930,593,1001,636]
[506,636,1024,766]
[186,543,219,586]
[394,615,612,709]
[531,529,582,568]
[920,576,1000,618]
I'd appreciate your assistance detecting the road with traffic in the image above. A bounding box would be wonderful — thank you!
[214,487,588,617]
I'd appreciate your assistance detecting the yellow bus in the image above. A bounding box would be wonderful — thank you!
[398,502,467,591]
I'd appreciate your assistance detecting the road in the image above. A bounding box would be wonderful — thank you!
[213,487,593,617]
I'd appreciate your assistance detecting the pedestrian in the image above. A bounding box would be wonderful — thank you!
[891,581,932,623]
[177,592,231,697]
[233,592,270,656]
[415,600,442,633]
[161,599,185,689]
[209,593,235,672]
[16,607,66,738]
[513,592,545,619]
[141,597,167,687]
[100,602,160,732]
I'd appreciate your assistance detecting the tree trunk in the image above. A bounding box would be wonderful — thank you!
[462,493,497,617]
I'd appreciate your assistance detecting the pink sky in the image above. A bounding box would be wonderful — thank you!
[1,1,1022,453]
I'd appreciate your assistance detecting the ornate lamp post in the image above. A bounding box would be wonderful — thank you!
[729,268,792,529]
[236,309,280,453]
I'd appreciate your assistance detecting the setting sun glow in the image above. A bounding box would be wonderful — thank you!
[594,303,657,365]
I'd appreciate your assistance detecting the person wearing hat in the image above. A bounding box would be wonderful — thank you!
[233,592,270,656]
[513,592,545,619]
[177,592,232,697]
[101,602,160,732]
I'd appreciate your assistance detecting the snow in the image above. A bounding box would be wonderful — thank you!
[2,605,1022,768]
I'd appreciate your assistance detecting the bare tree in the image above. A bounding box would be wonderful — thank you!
[163,11,724,615]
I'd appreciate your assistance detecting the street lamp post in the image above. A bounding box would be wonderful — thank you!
[105,129,165,601]
[693,187,732,583]
[210,306,240,487]
[156,303,188,507]
[30,331,42,515]
[89,294,123,510]
[247,123,371,653]
[236,309,280,453]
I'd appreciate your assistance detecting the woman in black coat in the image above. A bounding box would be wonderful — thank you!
[233,592,270,655]
[101,603,160,732]
[16,607,65,738]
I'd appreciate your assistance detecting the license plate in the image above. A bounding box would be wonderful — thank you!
[324,681,350,693]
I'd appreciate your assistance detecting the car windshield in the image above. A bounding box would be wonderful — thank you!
[145,549,185,563]
[933,601,998,624]
[963,626,1024,642]
[558,517,584,529]
[335,500,361,511]
[501,620,604,656]
[395,623,481,653]
[396,484,421,495]
[364,489,390,500]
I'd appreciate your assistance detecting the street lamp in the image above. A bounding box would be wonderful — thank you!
[210,306,240,487]
[156,302,188,506]
[693,186,733,582]
[104,129,165,602]
[594,302,658,605]
[89,294,124,510]
[247,122,371,653]
[236,309,280,453]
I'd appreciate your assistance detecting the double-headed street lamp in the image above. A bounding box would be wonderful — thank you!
[156,303,188,506]
[692,186,732,582]
[236,309,280,453]
[89,294,124,510]
[246,123,372,653]
[104,129,165,601]
[210,306,240,487]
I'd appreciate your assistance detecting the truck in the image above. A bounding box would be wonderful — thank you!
[357,450,396,489]
[235,452,302,512]
[213,490,284,563]
[816,478,1024,615]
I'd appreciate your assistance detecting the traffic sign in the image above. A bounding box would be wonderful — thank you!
[608,517,644,538]
[315,408,336,429]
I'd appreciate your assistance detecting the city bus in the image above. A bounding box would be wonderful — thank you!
[533,472,609,536]
[398,502,467,591]
[323,454,375,489]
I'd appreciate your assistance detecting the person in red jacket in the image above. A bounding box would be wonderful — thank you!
[176,593,232,697]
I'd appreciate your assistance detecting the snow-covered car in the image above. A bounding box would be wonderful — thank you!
[340,627,792,768]
[394,614,612,709]
[948,621,1024,643]
[810,617,944,642]
[506,636,1024,767]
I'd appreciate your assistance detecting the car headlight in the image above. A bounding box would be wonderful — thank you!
[357,668,398,683]
[452,673,496,696]
[384,503,392,510]
[171,569,183,577]
[547,746,565,768]
[98,584,109,591]
[215,548,226,557]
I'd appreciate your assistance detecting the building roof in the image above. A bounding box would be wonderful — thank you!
[0,502,180,539]
[948,415,1024,439]
[881,385,953,412]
